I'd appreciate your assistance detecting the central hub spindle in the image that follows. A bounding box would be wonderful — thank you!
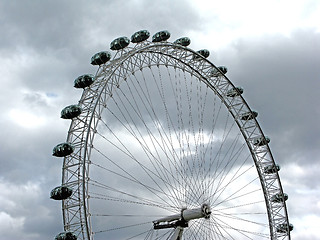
[153,203,211,230]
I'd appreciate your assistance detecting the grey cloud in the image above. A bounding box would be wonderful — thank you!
[216,29,320,166]
[0,0,201,53]
[0,0,317,238]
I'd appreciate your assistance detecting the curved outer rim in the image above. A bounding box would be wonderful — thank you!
[62,40,291,240]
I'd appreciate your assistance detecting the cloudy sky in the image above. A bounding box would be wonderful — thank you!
[0,0,319,239]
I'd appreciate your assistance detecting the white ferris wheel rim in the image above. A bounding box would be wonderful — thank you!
[58,33,291,240]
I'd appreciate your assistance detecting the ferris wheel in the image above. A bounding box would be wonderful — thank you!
[51,30,293,240]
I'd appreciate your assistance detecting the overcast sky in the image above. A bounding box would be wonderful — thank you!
[0,0,319,239]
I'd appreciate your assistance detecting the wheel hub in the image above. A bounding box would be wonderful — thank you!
[153,203,211,230]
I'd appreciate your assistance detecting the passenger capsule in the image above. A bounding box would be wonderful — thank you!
[276,223,294,233]
[55,231,77,240]
[50,186,73,200]
[152,30,170,42]
[240,111,258,120]
[226,87,244,97]
[271,193,288,203]
[263,164,280,174]
[198,49,210,58]
[61,105,82,119]
[110,36,130,50]
[131,30,150,43]
[174,37,191,46]
[91,51,111,65]
[218,66,228,74]
[253,136,270,146]
[194,49,210,60]
[53,143,74,157]
[74,74,95,88]
[211,66,228,76]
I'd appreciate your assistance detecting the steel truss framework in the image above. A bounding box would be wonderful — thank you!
[61,40,291,239]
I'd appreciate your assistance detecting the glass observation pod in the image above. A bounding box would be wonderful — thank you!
[226,87,244,97]
[52,142,74,157]
[271,193,288,203]
[50,186,73,200]
[264,164,280,174]
[74,74,95,88]
[211,66,228,76]
[55,231,77,240]
[91,51,111,65]
[240,111,258,120]
[174,37,191,46]
[110,36,130,50]
[253,136,270,146]
[60,105,82,119]
[276,223,294,233]
[152,30,171,42]
[131,30,150,43]
[194,49,210,60]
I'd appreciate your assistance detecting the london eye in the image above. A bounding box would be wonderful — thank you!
[51,30,292,240]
